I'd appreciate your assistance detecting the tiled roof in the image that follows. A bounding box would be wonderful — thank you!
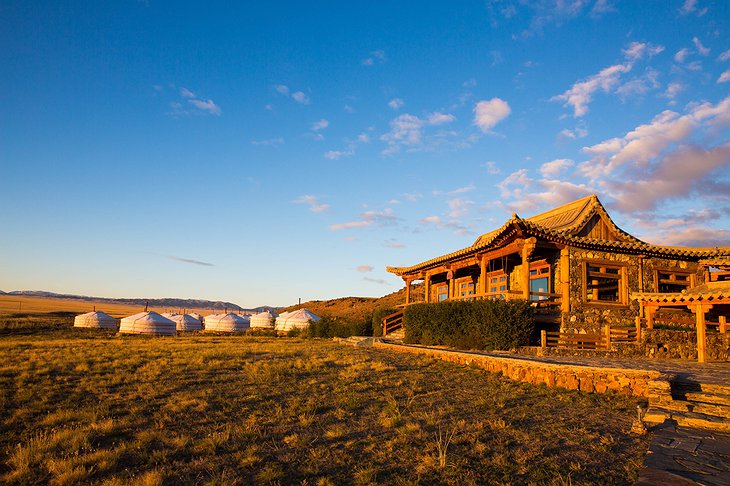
[387,194,730,276]
[630,281,730,304]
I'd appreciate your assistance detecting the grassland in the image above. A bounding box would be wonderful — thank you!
[0,313,649,485]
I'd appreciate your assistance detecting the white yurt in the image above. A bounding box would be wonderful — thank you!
[119,311,177,336]
[189,312,203,323]
[170,313,203,331]
[250,310,278,329]
[274,308,320,332]
[161,312,178,320]
[73,311,118,329]
[203,312,250,332]
[274,311,292,330]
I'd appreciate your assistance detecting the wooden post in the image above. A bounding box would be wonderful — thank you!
[521,238,536,300]
[719,316,727,334]
[635,316,642,343]
[694,303,707,364]
[604,324,611,350]
[560,247,570,313]
[404,278,411,305]
[541,330,547,348]
[480,256,487,295]
[424,274,430,304]
[645,306,655,329]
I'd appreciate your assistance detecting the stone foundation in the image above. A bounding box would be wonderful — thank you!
[374,341,673,402]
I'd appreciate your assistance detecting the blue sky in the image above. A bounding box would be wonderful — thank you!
[1,0,729,307]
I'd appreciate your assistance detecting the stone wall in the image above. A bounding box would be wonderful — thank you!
[374,341,673,402]
[563,249,703,334]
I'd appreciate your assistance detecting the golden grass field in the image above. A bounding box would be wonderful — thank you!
[0,312,649,485]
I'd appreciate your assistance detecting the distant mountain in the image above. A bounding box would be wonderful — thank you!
[6,290,279,313]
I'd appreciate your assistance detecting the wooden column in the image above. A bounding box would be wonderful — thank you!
[521,238,537,300]
[424,274,431,304]
[404,278,411,305]
[560,247,570,313]
[693,303,711,364]
[479,256,487,295]
[645,306,656,329]
[720,315,727,334]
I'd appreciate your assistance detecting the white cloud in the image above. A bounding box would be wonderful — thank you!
[274,84,290,95]
[382,114,424,147]
[427,112,456,125]
[420,215,442,225]
[622,42,664,62]
[674,48,691,63]
[294,195,330,213]
[292,91,310,104]
[388,98,404,110]
[384,238,405,248]
[433,184,475,196]
[402,192,422,202]
[693,37,710,56]
[540,159,574,177]
[718,69,730,83]
[558,126,588,140]
[552,63,631,117]
[447,198,474,218]
[357,133,370,143]
[324,149,354,160]
[662,82,685,100]
[356,265,374,273]
[311,119,329,131]
[188,99,222,116]
[719,49,730,62]
[473,98,511,132]
[680,0,697,15]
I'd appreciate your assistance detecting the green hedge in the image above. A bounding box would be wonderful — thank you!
[371,307,397,337]
[403,299,535,351]
[303,316,373,338]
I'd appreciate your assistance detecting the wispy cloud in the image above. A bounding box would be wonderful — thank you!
[388,98,404,110]
[433,184,475,196]
[384,238,405,248]
[363,276,389,285]
[168,86,222,117]
[168,255,214,267]
[540,159,574,177]
[362,49,386,66]
[381,111,457,154]
[294,195,329,213]
[693,37,710,56]
[679,0,708,16]
[718,70,730,84]
[552,42,663,117]
[356,265,373,273]
[252,137,284,147]
[329,208,399,231]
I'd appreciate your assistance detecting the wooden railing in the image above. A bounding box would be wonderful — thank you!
[382,310,404,336]
[541,324,641,350]
[542,330,608,350]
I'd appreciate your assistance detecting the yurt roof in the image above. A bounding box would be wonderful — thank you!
[170,314,202,325]
[76,311,116,321]
[253,310,278,318]
[205,312,249,323]
[285,308,321,321]
[121,311,176,325]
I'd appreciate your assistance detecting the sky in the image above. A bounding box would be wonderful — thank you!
[1,0,729,307]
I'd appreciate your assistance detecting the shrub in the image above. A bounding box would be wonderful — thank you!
[303,316,373,338]
[403,299,535,351]
[371,307,397,337]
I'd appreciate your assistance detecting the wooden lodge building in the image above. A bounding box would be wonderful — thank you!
[386,195,730,338]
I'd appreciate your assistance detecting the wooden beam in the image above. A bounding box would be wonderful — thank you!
[720,315,727,334]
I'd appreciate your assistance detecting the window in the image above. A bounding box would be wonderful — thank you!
[458,280,474,297]
[655,270,693,292]
[488,271,508,299]
[529,263,551,301]
[435,284,449,302]
[585,262,625,303]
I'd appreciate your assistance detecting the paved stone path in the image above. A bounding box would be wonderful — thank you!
[637,421,730,486]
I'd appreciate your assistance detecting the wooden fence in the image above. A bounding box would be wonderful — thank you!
[541,324,640,350]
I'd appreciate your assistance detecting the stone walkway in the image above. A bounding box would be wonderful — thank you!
[637,421,730,486]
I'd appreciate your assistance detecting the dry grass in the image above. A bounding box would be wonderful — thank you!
[0,313,649,484]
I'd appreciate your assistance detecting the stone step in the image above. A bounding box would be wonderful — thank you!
[661,400,730,420]
[644,407,730,433]
[681,391,730,407]
[671,381,730,397]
